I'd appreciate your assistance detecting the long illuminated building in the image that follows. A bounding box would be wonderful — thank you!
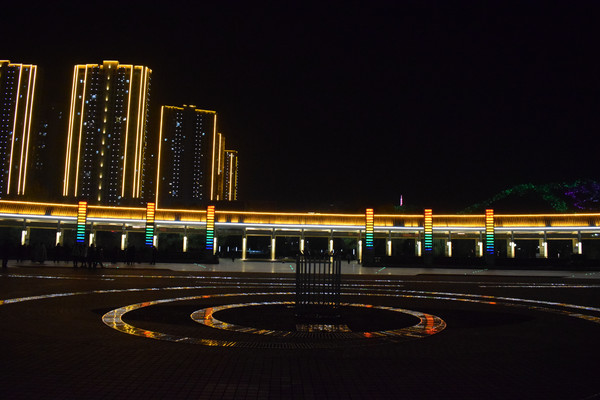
[157,105,236,207]
[0,61,38,198]
[63,60,151,205]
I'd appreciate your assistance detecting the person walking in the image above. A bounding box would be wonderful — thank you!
[87,244,96,269]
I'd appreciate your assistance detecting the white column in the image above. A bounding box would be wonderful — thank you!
[539,238,548,258]
[445,232,452,257]
[242,235,247,260]
[121,230,128,251]
[270,236,276,261]
[21,228,29,246]
[416,240,422,257]
[507,239,516,258]
[446,241,452,257]
[386,232,392,256]
[476,239,483,257]
[573,232,582,255]
[358,240,363,263]
[56,222,63,246]
[213,237,218,255]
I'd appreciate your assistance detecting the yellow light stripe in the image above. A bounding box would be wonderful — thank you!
[64,65,78,196]
[234,156,238,200]
[133,66,143,197]
[137,67,146,197]
[155,106,164,206]
[217,133,223,200]
[17,66,32,193]
[121,66,133,198]
[20,65,37,194]
[210,113,217,200]
[137,67,149,197]
[228,153,233,200]
[74,66,89,196]
[7,64,23,194]
[18,66,33,193]
[0,199,79,208]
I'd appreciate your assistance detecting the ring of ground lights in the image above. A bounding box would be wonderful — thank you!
[190,301,446,339]
[102,294,447,348]
[3,279,600,345]
[101,288,600,347]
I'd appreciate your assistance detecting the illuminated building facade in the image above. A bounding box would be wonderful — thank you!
[0,61,38,198]
[63,60,151,205]
[157,105,236,207]
[223,150,238,201]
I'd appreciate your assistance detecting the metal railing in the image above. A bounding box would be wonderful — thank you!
[295,254,341,318]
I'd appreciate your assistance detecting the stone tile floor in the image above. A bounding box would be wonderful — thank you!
[1,261,600,399]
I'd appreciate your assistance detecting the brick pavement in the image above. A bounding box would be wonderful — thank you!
[1,264,600,399]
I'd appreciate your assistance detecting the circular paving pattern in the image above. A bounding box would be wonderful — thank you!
[2,274,600,350]
[101,294,447,348]
[3,272,600,399]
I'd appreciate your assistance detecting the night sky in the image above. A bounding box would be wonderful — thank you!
[3,1,600,212]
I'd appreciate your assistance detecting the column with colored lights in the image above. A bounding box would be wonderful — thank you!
[145,202,155,247]
[423,209,433,264]
[365,209,374,249]
[485,209,495,264]
[363,208,374,265]
[206,205,215,254]
[76,201,88,244]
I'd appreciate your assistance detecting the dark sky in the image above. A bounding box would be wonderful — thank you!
[3,1,600,212]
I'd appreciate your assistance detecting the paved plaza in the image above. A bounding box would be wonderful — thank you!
[2,259,600,399]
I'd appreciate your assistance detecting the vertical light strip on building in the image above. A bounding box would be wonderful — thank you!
[485,209,494,256]
[138,67,150,197]
[365,208,374,249]
[18,66,33,190]
[206,205,215,252]
[155,106,164,206]
[6,65,23,194]
[145,202,155,247]
[210,114,217,200]
[64,65,79,196]
[76,201,88,244]
[122,66,133,198]
[424,209,433,253]
[3,63,37,196]
[74,66,89,196]
[228,153,234,200]
[20,65,37,194]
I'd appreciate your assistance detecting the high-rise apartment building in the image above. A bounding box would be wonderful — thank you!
[63,60,151,205]
[223,150,238,201]
[156,105,220,208]
[0,60,38,198]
